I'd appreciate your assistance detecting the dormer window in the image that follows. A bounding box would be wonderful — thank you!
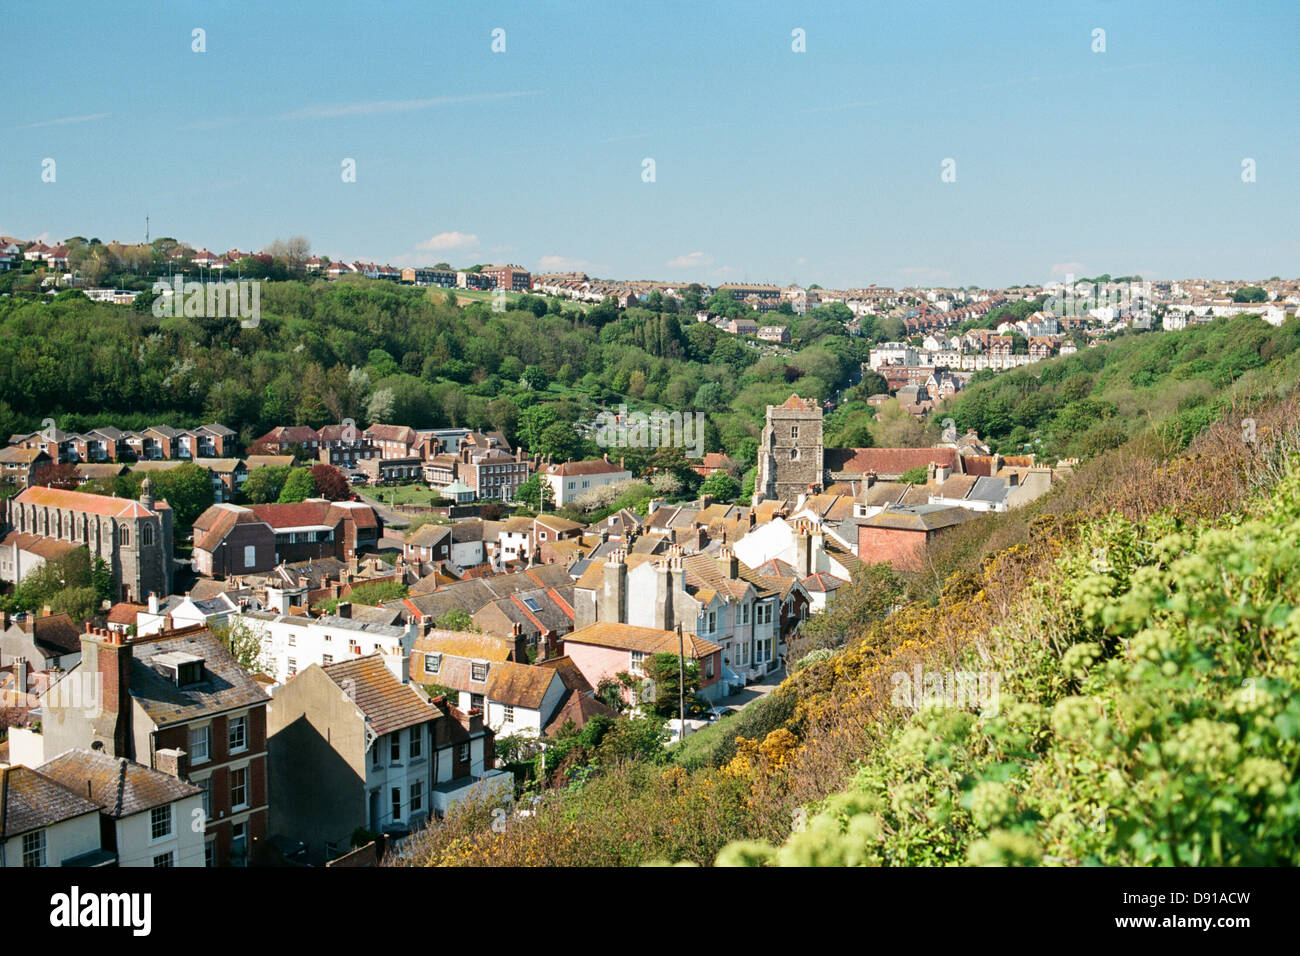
[471,661,488,682]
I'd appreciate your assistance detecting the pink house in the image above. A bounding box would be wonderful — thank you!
[561,621,724,704]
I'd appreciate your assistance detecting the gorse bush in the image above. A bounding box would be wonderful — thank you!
[720,453,1300,866]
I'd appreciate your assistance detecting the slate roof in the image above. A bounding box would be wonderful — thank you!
[129,628,269,727]
[0,764,101,839]
[39,749,201,818]
[399,565,571,617]
[860,504,976,533]
[323,653,436,736]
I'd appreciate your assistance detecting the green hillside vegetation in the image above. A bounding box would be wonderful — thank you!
[942,314,1300,460]
[396,392,1300,867]
[0,281,870,468]
[722,408,1300,866]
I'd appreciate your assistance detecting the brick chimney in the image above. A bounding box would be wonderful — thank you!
[79,624,133,758]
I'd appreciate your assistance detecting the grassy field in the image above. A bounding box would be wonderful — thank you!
[355,483,443,507]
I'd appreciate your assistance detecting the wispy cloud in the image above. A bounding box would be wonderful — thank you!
[667,251,714,269]
[1050,262,1087,277]
[281,91,541,120]
[16,112,110,130]
[417,231,479,252]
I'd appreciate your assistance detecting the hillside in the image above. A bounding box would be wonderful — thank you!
[722,408,1300,866]
[940,314,1300,460]
[0,281,867,468]
[395,392,1300,867]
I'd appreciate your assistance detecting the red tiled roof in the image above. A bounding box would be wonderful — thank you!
[544,459,629,477]
[825,447,960,477]
[16,485,153,518]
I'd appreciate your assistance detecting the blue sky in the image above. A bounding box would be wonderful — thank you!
[3,0,1297,289]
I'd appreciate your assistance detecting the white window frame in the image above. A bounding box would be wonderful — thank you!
[188,724,210,765]
[150,805,173,841]
[230,766,248,810]
[229,714,248,754]
[22,829,46,867]
[409,726,422,760]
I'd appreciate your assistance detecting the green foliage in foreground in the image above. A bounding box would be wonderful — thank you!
[721,458,1300,866]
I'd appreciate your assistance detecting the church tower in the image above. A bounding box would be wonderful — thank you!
[752,394,824,505]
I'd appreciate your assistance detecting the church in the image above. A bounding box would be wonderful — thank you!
[0,478,175,602]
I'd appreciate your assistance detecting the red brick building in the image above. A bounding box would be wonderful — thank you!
[856,504,975,571]
[38,623,270,866]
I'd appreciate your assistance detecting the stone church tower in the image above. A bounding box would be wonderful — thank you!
[753,394,824,505]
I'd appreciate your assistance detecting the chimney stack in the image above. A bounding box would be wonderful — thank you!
[148,591,159,615]
[600,550,628,624]
[79,627,132,757]
[12,656,26,697]
[155,748,189,779]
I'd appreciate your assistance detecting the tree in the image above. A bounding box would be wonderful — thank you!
[900,466,928,485]
[150,463,215,530]
[434,609,478,632]
[700,471,741,502]
[310,463,349,501]
[243,465,291,504]
[537,421,581,461]
[514,473,554,510]
[518,405,559,453]
[521,365,550,390]
[211,620,273,674]
[278,468,317,503]
[640,653,701,718]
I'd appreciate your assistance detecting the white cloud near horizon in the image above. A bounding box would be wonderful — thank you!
[417,232,479,252]
[1051,261,1087,277]
[667,251,714,269]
